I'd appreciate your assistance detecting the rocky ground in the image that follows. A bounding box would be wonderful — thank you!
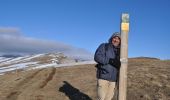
[0,58,170,100]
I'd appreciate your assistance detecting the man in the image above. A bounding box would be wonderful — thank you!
[94,32,121,100]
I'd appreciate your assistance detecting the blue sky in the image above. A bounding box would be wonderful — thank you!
[0,0,170,59]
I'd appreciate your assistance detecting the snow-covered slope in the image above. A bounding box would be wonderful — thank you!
[0,53,95,75]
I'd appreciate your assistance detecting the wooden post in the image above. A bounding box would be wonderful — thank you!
[118,13,129,100]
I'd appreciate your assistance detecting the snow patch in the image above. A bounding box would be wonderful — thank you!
[0,62,38,74]
[29,60,96,70]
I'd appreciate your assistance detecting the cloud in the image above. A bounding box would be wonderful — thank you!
[0,27,22,36]
[0,27,93,60]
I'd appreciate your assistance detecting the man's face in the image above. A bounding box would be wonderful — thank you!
[112,36,121,47]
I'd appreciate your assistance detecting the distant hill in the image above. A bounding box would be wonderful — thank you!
[0,52,83,75]
[130,57,160,60]
[0,54,22,58]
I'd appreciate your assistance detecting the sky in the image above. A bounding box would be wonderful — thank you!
[0,0,170,59]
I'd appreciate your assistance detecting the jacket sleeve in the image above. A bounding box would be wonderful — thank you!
[94,43,109,65]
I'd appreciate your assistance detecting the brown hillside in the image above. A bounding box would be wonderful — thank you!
[0,58,170,100]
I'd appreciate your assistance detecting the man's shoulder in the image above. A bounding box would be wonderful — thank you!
[99,43,109,46]
[97,43,111,50]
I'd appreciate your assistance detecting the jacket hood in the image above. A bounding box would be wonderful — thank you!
[108,32,121,43]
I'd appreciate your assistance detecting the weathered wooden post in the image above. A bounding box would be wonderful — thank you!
[118,13,129,100]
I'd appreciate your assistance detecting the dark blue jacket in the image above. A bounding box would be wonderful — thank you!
[94,43,120,82]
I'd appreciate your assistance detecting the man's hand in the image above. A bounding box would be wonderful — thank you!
[109,58,121,69]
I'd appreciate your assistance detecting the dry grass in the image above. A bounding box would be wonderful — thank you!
[127,58,170,100]
[0,58,170,100]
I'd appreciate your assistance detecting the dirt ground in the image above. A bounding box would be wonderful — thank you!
[0,64,96,100]
[0,58,170,100]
